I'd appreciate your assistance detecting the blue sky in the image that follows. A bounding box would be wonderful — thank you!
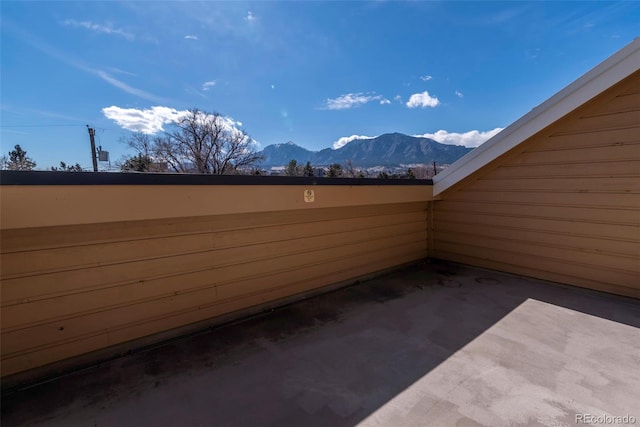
[1,1,638,170]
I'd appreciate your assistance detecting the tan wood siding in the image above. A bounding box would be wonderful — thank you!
[433,71,640,298]
[0,185,431,229]
[1,186,429,378]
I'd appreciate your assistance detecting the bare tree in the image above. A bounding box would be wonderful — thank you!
[120,133,168,172]
[123,132,154,158]
[124,109,262,174]
[344,159,355,178]
[412,165,430,179]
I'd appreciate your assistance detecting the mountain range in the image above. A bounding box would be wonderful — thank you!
[257,133,473,168]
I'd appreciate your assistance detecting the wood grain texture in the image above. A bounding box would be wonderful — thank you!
[1,196,427,377]
[433,71,640,297]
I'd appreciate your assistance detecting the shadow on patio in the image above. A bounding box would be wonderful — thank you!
[2,260,638,427]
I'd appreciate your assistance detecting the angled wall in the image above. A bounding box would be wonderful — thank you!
[433,71,640,298]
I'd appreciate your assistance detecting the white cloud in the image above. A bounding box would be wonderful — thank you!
[420,75,433,81]
[219,115,256,146]
[63,19,134,40]
[202,81,216,91]
[332,134,376,150]
[379,99,391,105]
[414,128,504,148]
[455,90,464,98]
[324,93,389,110]
[245,11,256,22]
[394,95,403,103]
[102,107,255,146]
[406,91,440,108]
[184,35,199,40]
[102,106,189,134]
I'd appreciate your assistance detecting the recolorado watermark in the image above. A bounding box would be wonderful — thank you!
[576,414,637,425]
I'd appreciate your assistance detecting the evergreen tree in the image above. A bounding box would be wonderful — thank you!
[328,163,342,177]
[121,154,153,172]
[303,161,314,177]
[285,159,301,176]
[51,161,83,172]
[2,145,36,170]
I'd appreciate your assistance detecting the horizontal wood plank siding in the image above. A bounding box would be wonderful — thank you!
[433,71,640,298]
[1,185,429,377]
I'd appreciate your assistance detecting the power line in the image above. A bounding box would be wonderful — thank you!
[0,124,88,128]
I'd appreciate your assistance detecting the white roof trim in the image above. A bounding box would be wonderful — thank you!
[433,38,640,196]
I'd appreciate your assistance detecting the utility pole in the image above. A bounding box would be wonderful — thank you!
[87,126,98,172]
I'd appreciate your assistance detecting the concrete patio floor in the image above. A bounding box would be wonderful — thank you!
[2,260,639,427]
